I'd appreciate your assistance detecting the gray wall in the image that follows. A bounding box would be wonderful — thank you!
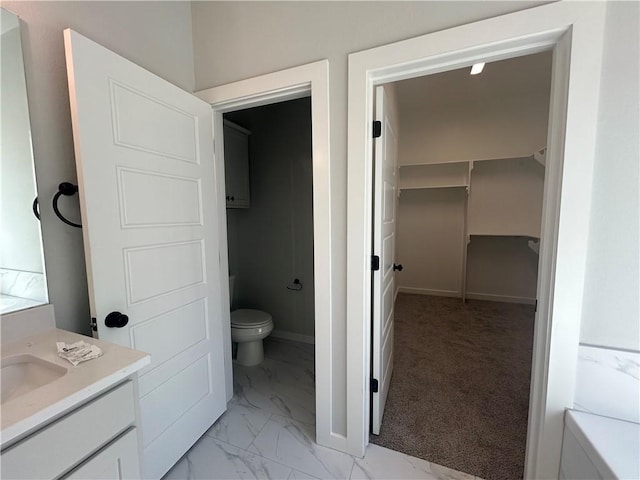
[192,0,550,436]
[192,0,639,433]
[226,98,315,339]
[2,1,195,333]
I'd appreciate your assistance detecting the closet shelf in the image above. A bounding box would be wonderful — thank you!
[468,232,540,239]
[467,232,540,244]
[399,184,468,191]
[533,147,547,166]
[399,148,548,169]
[400,160,470,168]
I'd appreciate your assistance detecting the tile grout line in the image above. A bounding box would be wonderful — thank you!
[347,455,358,480]
[242,412,320,478]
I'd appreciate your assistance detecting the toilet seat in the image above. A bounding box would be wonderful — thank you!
[231,309,272,329]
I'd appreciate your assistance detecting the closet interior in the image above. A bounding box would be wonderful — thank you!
[371,50,555,480]
[394,51,552,305]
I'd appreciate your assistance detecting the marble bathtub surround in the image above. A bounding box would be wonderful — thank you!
[163,338,484,480]
[0,269,47,314]
[574,344,640,423]
[0,295,43,314]
[563,409,640,479]
[0,269,46,301]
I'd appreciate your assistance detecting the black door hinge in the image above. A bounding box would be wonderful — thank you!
[371,378,379,393]
[371,255,380,271]
[90,317,97,332]
[535,299,538,313]
[373,120,382,138]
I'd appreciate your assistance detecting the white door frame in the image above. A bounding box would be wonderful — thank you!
[346,3,605,478]
[195,60,338,449]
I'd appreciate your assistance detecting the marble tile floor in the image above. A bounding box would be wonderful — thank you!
[164,338,483,480]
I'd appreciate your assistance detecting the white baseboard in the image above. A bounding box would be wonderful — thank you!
[271,329,315,345]
[465,292,536,305]
[396,287,536,305]
[397,287,460,298]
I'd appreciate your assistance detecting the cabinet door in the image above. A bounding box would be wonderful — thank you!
[64,429,141,480]
[224,122,250,208]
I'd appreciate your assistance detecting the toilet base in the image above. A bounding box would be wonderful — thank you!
[236,339,264,366]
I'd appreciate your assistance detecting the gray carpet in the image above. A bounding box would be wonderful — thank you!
[370,293,535,480]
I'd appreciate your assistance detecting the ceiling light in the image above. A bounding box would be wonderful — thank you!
[470,63,485,75]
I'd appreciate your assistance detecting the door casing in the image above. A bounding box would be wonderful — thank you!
[346,2,606,478]
[195,60,339,450]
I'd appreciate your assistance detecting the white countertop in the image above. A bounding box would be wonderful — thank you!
[1,328,150,448]
[565,409,640,479]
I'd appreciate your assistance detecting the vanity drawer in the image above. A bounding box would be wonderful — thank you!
[1,380,135,480]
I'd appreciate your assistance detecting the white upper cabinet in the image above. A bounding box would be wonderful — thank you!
[224,120,251,208]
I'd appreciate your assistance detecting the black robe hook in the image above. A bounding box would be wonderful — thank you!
[52,182,82,228]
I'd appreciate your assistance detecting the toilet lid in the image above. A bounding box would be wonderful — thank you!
[231,309,272,328]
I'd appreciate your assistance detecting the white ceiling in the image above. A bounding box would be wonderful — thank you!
[393,51,553,113]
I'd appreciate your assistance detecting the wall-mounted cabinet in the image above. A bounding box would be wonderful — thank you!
[223,120,251,209]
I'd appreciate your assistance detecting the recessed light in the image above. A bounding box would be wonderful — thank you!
[470,63,485,75]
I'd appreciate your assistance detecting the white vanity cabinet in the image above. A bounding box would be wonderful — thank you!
[224,120,251,208]
[1,381,141,480]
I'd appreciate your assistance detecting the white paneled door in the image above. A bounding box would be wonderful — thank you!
[371,85,398,435]
[64,30,226,479]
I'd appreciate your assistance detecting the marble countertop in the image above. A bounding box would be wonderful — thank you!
[565,409,640,479]
[1,328,150,448]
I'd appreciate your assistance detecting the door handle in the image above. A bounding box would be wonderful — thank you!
[105,311,129,328]
[393,263,404,272]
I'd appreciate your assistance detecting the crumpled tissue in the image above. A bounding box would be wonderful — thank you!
[57,340,103,366]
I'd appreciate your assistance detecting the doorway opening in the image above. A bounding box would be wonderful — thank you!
[346,5,605,477]
[369,52,552,479]
[222,97,317,426]
[195,59,334,450]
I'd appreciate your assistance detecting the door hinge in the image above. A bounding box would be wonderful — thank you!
[535,299,538,313]
[371,378,379,393]
[371,255,380,271]
[373,120,382,138]
[90,317,97,332]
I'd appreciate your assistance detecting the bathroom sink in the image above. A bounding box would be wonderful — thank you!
[1,354,67,404]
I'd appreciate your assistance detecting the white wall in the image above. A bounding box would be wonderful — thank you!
[466,236,538,301]
[226,98,315,340]
[0,22,43,273]
[396,188,466,295]
[2,1,195,333]
[192,0,549,439]
[400,92,550,165]
[580,0,639,352]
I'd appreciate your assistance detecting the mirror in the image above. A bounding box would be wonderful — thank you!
[1,8,48,314]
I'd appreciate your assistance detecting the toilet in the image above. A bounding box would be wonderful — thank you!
[229,275,274,366]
